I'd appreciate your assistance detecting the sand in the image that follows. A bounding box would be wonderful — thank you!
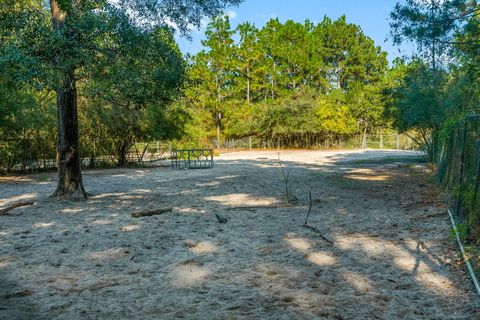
[0,149,478,319]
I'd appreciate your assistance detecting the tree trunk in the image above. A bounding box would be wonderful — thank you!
[362,123,368,149]
[271,61,276,99]
[50,0,87,199]
[246,77,250,103]
[246,67,251,103]
[118,140,129,166]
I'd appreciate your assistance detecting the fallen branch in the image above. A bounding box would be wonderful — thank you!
[226,205,281,211]
[427,212,447,218]
[0,201,34,215]
[303,224,334,244]
[349,234,380,238]
[131,207,173,218]
[304,191,313,225]
[278,152,295,205]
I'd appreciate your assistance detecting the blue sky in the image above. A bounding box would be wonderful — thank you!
[176,0,414,62]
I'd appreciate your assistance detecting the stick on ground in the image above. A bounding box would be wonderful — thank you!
[0,201,34,215]
[304,190,313,225]
[303,224,334,244]
[131,207,173,218]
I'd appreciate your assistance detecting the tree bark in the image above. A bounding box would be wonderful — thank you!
[362,123,368,149]
[50,0,87,199]
[246,67,251,103]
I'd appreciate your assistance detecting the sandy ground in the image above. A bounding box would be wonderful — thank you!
[0,149,478,319]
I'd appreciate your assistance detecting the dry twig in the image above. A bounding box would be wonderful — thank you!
[0,201,34,215]
[131,207,173,218]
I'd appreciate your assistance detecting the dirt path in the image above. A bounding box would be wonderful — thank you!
[0,150,478,319]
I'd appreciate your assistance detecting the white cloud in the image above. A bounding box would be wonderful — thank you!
[226,10,237,19]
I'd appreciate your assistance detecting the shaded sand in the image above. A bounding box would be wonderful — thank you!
[0,149,478,319]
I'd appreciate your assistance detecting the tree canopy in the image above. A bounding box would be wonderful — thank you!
[183,15,389,146]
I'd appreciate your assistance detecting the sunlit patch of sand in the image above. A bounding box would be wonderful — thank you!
[87,248,128,260]
[0,193,38,206]
[119,224,140,232]
[216,175,240,180]
[335,233,456,294]
[91,192,127,199]
[0,176,34,183]
[254,163,280,169]
[0,256,14,268]
[176,207,205,214]
[307,252,337,266]
[345,174,390,181]
[92,219,112,225]
[33,222,56,228]
[416,272,454,293]
[341,271,375,294]
[130,189,152,193]
[205,193,279,207]
[344,168,390,181]
[60,208,83,214]
[286,237,312,252]
[188,241,217,254]
[171,264,210,287]
[118,195,145,200]
[196,181,221,187]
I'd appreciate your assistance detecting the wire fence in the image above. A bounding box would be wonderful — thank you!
[0,139,172,173]
[437,115,480,240]
[0,132,416,174]
[216,133,415,152]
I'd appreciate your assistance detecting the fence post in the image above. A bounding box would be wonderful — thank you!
[249,137,252,151]
[379,133,384,149]
[471,154,480,225]
[396,134,400,150]
[456,124,468,216]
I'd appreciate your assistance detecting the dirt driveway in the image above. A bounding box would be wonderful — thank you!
[0,150,478,319]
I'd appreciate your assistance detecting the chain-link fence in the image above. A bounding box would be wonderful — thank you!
[437,115,480,240]
[214,133,415,152]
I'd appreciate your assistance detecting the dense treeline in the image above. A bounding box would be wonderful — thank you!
[388,0,479,159]
[0,0,239,179]
[183,16,391,147]
[389,0,480,240]
[1,5,396,174]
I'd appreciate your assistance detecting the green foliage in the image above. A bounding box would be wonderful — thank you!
[388,0,479,161]
[0,0,242,170]
[389,1,480,241]
[183,15,390,147]
[450,222,469,241]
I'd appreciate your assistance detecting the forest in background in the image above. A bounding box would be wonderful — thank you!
[0,7,409,170]
[182,15,391,149]
[0,0,479,174]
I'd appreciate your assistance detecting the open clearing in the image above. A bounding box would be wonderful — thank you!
[0,150,478,319]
